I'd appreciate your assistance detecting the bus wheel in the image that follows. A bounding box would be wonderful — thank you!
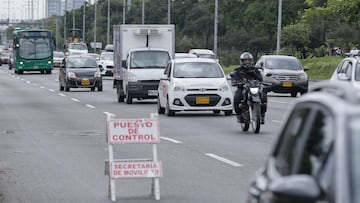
[18,70,23,74]
[40,70,45,74]
[46,70,52,74]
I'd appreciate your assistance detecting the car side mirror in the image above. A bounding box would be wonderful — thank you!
[337,73,350,81]
[303,66,309,71]
[269,175,320,203]
[121,60,126,68]
[160,74,169,80]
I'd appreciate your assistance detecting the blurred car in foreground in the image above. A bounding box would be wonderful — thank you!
[246,81,360,203]
[330,55,360,89]
[59,55,102,92]
[157,58,233,116]
[255,55,309,97]
[98,51,114,76]
[174,53,198,59]
[53,51,65,67]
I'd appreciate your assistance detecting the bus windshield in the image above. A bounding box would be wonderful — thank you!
[18,34,52,60]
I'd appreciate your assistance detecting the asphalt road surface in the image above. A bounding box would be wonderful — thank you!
[0,65,298,203]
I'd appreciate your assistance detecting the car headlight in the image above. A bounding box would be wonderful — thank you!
[219,83,230,92]
[128,72,138,82]
[299,73,308,80]
[67,71,76,79]
[173,83,185,91]
[94,71,101,78]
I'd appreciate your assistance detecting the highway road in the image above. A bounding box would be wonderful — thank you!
[0,65,297,203]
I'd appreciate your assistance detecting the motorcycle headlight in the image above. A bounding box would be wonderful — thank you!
[250,87,259,94]
[219,83,230,92]
[67,71,76,79]
[173,83,185,91]
[94,71,101,78]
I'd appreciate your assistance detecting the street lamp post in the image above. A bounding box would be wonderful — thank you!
[276,0,282,55]
[168,0,170,24]
[141,0,145,24]
[214,0,218,59]
[107,0,110,44]
[94,0,97,53]
[83,0,85,42]
[64,0,67,50]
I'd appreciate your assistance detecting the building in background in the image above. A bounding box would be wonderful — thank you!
[45,0,84,18]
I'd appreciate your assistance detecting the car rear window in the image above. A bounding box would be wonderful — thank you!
[266,58,302,70]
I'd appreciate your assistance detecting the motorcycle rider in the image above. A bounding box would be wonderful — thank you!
[230,52,267,124]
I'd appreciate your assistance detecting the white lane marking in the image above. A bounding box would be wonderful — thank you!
[48,89,55,92]
[58,93,66,97]
[269,99,287,104]
[21,78,25,81]
[160,136,182,144]
[272,120,283,124]
[85,104,96,109]
[71,98,80,102]
[40,86,45,89]
[104,112,116,117]
[205,153,243,167]
[33,83,38,86]
[26,81,31,84]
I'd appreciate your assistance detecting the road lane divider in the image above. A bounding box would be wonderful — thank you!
[71,98,80,102]
[85,104,96,109]
[160,136,182,144]
[205,153,243,167]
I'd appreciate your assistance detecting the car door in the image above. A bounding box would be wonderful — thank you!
[262,102,335,202]
[159,62,172,107]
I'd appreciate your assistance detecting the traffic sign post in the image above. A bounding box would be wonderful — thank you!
[105,113,162,201]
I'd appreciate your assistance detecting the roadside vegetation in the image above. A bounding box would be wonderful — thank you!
[222,56,344,81]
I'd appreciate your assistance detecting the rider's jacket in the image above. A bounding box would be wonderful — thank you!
[230,66,262,86]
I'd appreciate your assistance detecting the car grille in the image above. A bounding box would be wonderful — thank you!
[106,65,113,69]
[187,88,219,91]
[184,94,221,106]
[275,75,299,81]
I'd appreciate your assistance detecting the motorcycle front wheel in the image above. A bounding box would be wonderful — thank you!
[241,108,250,132]
[250,103,261,134]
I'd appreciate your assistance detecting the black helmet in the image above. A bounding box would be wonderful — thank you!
[240,52,254,69]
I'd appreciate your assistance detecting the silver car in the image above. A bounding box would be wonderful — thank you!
[255,55,309,97]
[330,55,360,89]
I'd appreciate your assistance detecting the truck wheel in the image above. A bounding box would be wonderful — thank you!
[117,87,124,102]
[126,89,133,104]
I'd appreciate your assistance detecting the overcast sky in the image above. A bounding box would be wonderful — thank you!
[0,0,46,20]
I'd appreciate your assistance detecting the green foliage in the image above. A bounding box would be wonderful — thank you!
[301,56,343,80]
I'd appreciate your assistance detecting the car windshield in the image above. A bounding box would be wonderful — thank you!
[69,43,88,50]
[265,58,302,70]
[67,57,97,68]
[101,53,113,60]
[173,62,224,78]
[54,52,64,58]
[130,51,170,69]
[196,54,216,59]
[355,63,360,81]
[350,115,360,203]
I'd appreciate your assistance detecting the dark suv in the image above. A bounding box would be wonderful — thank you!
[246,81,360,203]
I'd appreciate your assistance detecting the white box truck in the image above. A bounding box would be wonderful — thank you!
[113,24,175,104]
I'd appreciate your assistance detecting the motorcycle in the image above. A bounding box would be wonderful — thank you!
[235,79,263,134]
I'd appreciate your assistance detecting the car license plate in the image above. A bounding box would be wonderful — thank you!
[81,79,90,86]
[148,90,158,96]
[282,81,293,87]
[196,97,210,104]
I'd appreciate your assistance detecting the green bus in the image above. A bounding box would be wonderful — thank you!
[12,28,54,74]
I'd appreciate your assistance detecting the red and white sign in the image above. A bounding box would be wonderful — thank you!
[107,118,160,144]
[111,161,162,178]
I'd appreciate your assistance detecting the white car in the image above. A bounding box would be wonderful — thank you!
[98,52,114,76]
[330,55,360,89]
[157,58,233,116]
[53,51,65,67]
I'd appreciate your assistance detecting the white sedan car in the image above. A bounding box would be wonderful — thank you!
[157,58,233,116]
